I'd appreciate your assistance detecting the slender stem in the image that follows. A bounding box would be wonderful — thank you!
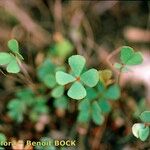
[117,65,124,85]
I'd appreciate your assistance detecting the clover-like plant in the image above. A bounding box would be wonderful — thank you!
[114,46,143,72]
[0,39,23,73]
[78,82,120,125]
[37,59,66,89]
[56,55,99,100]
[113,46,148,141]
[37,59,68,109]
[7,88,49,123]
[132,111,150,141]
[51,85,68,110]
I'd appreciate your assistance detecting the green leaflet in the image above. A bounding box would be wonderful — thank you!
[140,111,150,123]
[7,39,19,53]
[78,110,90,123]
[56,71,75,85]
[6,57,20,73]
[0,52,12,65]
[51,85,64,98]
[81,69,99,87]
[98,99,111,113]
[132,123,149,141]
[67,81,86,100]
[92,101,104,125]
[0,39,23,74]
[7,99,26,123]
[78,98,90,111]
[0,133,6,142]
[54,96,68,109]
[104,84,120,100]
[68,55,85,76]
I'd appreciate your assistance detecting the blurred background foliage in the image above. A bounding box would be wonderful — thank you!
[0,0,150,150]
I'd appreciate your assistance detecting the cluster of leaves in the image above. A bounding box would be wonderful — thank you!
[0,39,23,73]
[132,111,150,141]
[55,55,120,125]
[1,39,147,143]
[114,46,150,141]
[78,82,120,125]
[7,88,49,123]
[37,59,68,109]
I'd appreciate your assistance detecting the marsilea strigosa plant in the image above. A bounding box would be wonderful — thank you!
[0,39,148,145]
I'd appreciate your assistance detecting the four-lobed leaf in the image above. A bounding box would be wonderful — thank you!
[56,55,99,100]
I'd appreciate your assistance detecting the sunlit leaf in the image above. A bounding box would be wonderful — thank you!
[56,71,75,85]
[6,57,20,73]
[67,81,86,100]
[68,55,85,76]
[132,123,149,141]
[81,69,99,87]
